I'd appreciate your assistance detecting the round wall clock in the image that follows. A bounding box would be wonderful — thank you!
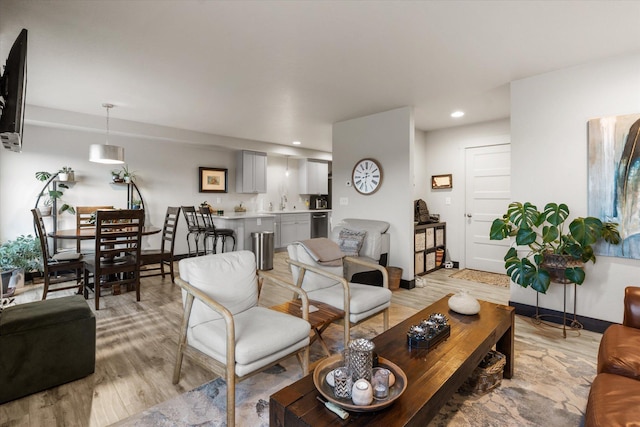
[352,158,383,195]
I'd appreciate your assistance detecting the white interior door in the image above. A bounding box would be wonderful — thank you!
[464,144,511,273]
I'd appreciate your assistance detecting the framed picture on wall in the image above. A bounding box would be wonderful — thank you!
[199,167,228,193]
[431,174,452,189]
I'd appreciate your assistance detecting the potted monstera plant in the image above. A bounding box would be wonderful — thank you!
[489,202,621,293]
[35,170,76,216]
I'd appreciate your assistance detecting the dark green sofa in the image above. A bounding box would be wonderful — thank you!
[0,295,96,404]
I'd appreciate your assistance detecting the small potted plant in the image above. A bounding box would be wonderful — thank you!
[121,164,136,183]
[490,202,621,293]
[0,235,43,297]
[58,166,74,181]
[131,198,142,210]
[111,169,124,183]
[35,171,76,215]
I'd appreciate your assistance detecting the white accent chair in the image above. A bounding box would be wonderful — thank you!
[287,242,391,347]
[173,251,311,427]
[330,218,391,282]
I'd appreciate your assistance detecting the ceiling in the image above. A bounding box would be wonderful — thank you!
[2,1,640,153]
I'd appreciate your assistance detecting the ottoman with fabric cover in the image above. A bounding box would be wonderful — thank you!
[0,295,96,404]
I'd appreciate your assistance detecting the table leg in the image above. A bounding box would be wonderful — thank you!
[496,310,515,379]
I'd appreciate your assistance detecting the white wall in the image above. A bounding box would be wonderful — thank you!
[510,52,640,323]
[332,107,414,279]
[0,106,331,256]
[421,119,510,265]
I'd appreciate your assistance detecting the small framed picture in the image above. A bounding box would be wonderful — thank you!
[431,174,452,189]
[199,167,228,193]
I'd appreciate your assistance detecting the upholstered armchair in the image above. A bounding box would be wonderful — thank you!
[173,251,311,427]
[287,239,391,346]
[330,218,391,284]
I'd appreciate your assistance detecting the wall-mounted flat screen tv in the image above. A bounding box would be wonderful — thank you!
[0,28,28,152]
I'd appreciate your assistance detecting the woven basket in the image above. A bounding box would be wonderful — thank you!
[465,350,506,394]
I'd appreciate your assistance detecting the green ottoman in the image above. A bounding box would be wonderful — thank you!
[0,295,96,404]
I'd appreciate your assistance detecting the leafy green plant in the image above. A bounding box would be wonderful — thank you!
[489,202,621,293]
[59,166,73,174]
[121,164,136,181]
[0,235,43,272]
[35,171,75,214]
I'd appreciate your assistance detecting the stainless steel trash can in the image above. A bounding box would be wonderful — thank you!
[251,231,274,270]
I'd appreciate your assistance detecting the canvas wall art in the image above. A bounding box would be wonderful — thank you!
[588,113,640,259]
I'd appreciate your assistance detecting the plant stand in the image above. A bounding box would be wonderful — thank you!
[532,282,583,338]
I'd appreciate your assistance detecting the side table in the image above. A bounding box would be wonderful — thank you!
[271,299,344,357]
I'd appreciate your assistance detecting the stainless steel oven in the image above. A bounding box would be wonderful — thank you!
[311,212,329,238]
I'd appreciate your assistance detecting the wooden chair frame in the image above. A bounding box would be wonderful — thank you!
[31,209,84,299]
[173,270,310,427]
[140,206,180,282]
[83,209,144,310]
[286,255,389,346]
[75,205,114,252]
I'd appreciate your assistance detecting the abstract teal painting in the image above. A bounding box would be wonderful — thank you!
[588,113,640,258]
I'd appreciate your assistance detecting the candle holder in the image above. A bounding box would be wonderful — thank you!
[348,338,375,382]
[407,312,450,350]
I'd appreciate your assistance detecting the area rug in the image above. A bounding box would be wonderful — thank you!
[114,320,593,427]
[450,269,510,288]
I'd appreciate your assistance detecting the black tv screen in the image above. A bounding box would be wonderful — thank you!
[0,28,27,152]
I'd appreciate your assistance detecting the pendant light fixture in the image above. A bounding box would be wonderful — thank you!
[89,103,124,164]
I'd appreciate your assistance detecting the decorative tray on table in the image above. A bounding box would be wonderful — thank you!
[312,354,407,412]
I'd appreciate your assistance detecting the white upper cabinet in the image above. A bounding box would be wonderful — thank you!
[236,150,267,193]
[299,159,329,194]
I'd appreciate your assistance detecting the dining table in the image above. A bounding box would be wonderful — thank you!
[49,226,162,240]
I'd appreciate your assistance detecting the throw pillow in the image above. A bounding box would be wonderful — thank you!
[338,228,367,256]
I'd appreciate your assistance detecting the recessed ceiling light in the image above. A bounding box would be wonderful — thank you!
[292,141,301,145]
[451,111,465,118]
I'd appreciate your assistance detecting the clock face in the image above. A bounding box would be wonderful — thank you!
[352,158,383,195]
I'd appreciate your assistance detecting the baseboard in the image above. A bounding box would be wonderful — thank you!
[509,301,614,334]
[400,278,415,289]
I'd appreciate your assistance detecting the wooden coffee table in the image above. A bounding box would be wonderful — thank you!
[270,294,515,426]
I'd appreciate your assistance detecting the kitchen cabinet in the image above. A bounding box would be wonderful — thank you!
[236,150,267,193]
[279,213,310,248]
[212,214,275,251]
[414,222,446,275]
[299,159,329,195]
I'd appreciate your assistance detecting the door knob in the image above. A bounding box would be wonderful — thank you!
[466,213,473,218]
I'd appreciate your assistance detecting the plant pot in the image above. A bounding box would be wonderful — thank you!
[542,253,584,284]
[1,269,23,297]
[39,206,52,216]
[58,173,69,181]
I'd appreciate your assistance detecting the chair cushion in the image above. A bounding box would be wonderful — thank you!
[288,244,343,292]
[179,251,258,325]
[337,228,367,256]
[332,219,390,260]
[188,306,310,377]
[307,282,391,321]
[52,251,82,261]
[585,373,640,427]
[598,324,640,379]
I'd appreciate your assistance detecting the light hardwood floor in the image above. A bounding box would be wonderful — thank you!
[0,253,602,426]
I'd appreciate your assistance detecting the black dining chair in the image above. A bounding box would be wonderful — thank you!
[31,209,84,300]
[199,206,236,253]
[83,209,144,310]
[139,206,180,282]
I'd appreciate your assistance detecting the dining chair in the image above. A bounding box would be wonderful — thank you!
[198,206,236,254]
[31,209,84,300]
[181,206,205,256]
[83,209,144,310]
[75,205,114,252]
[139,206,180,282]
[173,251,311,427]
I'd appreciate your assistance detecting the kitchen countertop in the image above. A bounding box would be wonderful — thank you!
[211,209,331,220]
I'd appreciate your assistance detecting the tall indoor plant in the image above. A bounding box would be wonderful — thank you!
[489,202,621,293]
